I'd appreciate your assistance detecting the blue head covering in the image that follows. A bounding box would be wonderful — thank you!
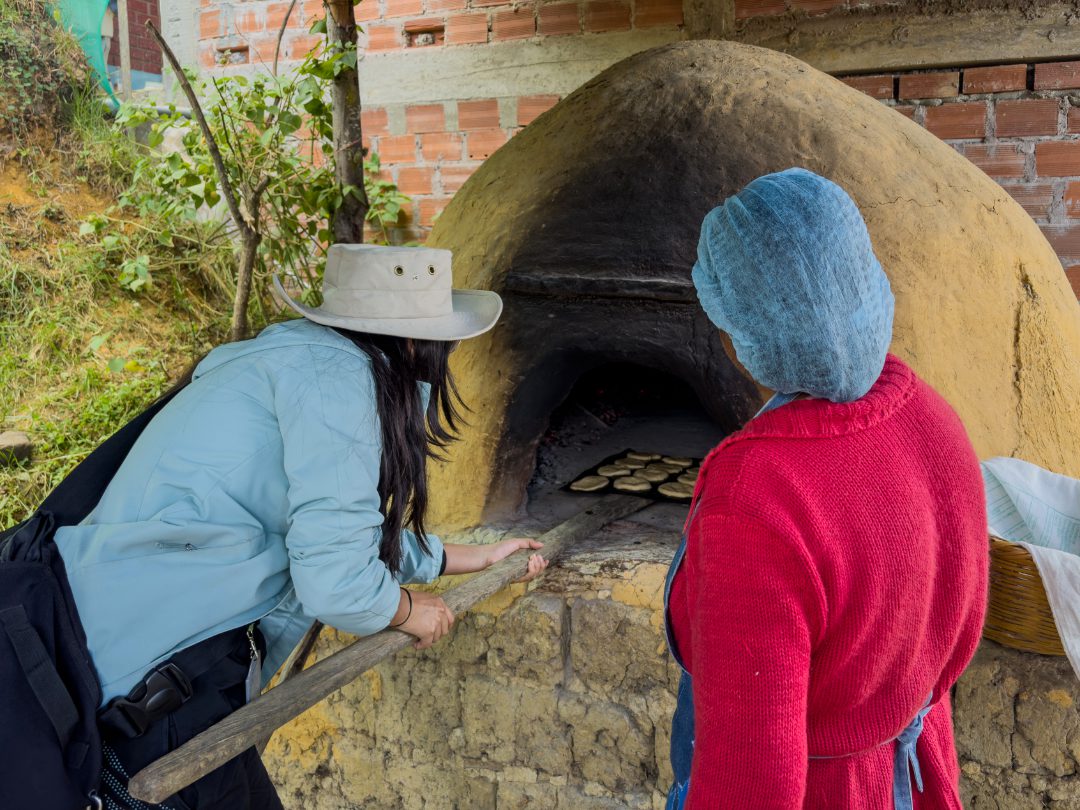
[691,168,895,403]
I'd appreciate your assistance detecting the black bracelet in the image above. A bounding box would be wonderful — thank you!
[389,588,412,628]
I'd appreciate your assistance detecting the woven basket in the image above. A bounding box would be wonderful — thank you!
[984,537,1066,656]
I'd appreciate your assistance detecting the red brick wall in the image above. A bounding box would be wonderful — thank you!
[839,61,1080,299]
[198,0,682,242]
[107,0,164,76]
[198,0,682,65]
[361,94,560,240]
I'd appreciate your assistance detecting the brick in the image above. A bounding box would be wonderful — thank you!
[538,2,580,35]
[924,102,986,140]
[1036,141,1080,177]
[406,104,446,133]
[366,24,401,50]
[1065,181,1080,217]
[892,105,916,120]
[963,144,1026,179]
[376,134,418,163]
[420,132,464,161]
[1034,61,1080,91]
[233,9,263,34]
[355,0,382,22]
[397,166,434,195]
[1004,182,1054,219]
[302,0,324,21]
[585,0,630,31]
[418,197,453,226]
[1041,224,1080,264]
[735,0,785,17]
[493,8,535,39]
[386,0,424,15]
[898,72,959,100]
[199,9,221,38]
[288,33,324,58]
[427,0,468,10]
[439,164,480,193]
[840,74,894,100]
[199,46,220,68]
[1070,105,1080,134]
[963,64,1027,94]
[458,99,500,129]
[446,12,488,43]
[635,0,683,26]
[245,35,280,64]
[790,0,844,12]
[266,2,297,29]
[1065,265,1080,298]
[995,98,1059,138]
[467,128,507,159]
[361,108,391,137]
[518,94,560,125]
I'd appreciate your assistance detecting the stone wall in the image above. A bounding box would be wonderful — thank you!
[264,526,682,809]
[956,643,1080,809]
[263,526,1080,809]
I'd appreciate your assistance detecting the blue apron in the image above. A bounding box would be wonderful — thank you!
[662,393,933,810]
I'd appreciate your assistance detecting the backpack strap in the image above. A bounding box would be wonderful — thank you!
[1,604,79,750]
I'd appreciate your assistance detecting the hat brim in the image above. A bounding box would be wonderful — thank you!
[272,275,503,341]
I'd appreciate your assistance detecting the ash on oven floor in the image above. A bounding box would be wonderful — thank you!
[564,449,701,502]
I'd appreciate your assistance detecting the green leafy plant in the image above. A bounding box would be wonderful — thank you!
[0,0,92,137]
[87,28,410,329]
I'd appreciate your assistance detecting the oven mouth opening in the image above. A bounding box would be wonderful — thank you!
[524,362,728,529]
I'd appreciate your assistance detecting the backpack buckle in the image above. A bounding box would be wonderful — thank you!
[98,662,193,739]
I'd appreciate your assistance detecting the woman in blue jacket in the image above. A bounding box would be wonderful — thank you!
[55,244,545,809]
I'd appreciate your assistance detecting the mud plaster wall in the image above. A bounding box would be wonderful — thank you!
[263,528,1080,808]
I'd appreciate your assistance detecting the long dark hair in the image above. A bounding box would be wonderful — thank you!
[155,328,462,576]
[333,329,464,576]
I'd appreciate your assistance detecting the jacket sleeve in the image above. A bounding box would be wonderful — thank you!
[273,348,404,636]
[396,529,445,584]
[684,511,825,810]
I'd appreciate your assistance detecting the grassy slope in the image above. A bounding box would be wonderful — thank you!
[0,130,231,525]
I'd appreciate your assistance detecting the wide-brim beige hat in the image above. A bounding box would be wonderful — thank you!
[273,244,502,341]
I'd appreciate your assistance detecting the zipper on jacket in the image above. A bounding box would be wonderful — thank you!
[156,542,196,551]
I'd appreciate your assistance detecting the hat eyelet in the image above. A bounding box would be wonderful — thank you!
[427,265,436,276]
[394,266,405,276]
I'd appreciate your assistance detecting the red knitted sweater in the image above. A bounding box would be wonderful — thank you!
[668,355,988,809]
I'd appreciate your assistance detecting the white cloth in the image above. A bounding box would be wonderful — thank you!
[982,457,1080,678]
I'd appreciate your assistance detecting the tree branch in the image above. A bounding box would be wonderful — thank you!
[146,21,250,237]
[272,0,300,77]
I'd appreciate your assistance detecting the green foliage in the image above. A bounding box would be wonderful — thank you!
[0,0,93,137]
[89,31,410,315]
[0,361,168,526]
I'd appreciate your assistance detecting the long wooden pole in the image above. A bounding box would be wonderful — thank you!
[127,495,649,804]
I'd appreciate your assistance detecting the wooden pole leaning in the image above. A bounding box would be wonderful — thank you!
[127,495,650,804]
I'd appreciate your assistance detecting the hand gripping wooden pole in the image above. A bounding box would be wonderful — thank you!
[127,495,650,803]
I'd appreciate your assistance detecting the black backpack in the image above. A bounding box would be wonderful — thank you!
[0,391,177,809]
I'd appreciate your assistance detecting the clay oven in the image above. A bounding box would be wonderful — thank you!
[425,40,1080,532]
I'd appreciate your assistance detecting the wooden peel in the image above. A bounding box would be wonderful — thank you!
[127,495,650,804]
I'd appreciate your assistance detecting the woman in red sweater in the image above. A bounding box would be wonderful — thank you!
[665,168,988,809]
